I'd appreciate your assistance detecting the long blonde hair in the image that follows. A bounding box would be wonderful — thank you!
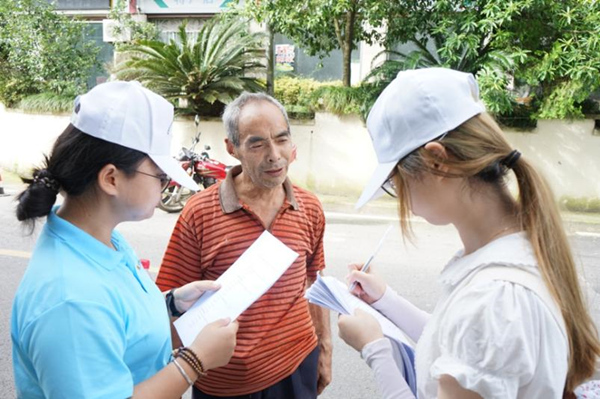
[394,112,600,393]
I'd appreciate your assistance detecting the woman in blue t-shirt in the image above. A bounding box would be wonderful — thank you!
[11,81,238,399]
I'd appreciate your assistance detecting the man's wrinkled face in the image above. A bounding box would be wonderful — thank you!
[230,100,293,189]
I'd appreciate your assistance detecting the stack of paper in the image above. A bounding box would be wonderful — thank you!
[306,275,416,394]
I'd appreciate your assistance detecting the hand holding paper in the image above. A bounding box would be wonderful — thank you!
[306,275,417,394]
[338,308,384,351]
[306,275,412,347]
[174,231,299,346]
[191,318,239,370]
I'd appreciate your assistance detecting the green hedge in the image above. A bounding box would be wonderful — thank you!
[311,85,363,116]
[16,92,74,114]
[274,77,374,120]
[560,196,600,214]
[273,76,329,108]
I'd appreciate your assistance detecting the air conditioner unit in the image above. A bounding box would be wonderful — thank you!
[102,19,131,43]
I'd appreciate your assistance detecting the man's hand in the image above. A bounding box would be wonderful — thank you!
[308,274,333,395]
[316,338,332,395]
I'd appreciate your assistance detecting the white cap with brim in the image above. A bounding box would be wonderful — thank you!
[356,68,486,209]
[71,81,199,191]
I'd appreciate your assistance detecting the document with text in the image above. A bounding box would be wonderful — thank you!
[174,231,299,346]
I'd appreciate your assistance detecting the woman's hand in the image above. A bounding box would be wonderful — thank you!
[346,263,387,304]
[338,309,383,351]
[190,318,239,371]
[173,280,221,313]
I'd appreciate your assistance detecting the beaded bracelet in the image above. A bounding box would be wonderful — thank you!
[173,347,207,377]
[181,348,207,377]
[172,358,194,385]
[177,351,200,374]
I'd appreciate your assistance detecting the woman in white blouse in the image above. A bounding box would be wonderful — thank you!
[337,68,600,399]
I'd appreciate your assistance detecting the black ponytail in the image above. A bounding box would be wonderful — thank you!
[16,165,60,223]
[16,124,147,230]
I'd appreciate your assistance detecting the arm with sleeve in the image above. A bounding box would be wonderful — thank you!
[18,300,133,399]
[359,285,428,399]
[371,285,431,342]
[361,338,416,399]
[306,203,326,278]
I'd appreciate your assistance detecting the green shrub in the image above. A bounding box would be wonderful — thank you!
[588,198,600,213]
[274,76,330,108]
[311,85,363,116]
[0,76,37,107]
[496,103,538,130]
[286,105,315,120]
[274,77,356,119]
[560,196,600,214]
[274,78,381,121]
[16,92,75,114]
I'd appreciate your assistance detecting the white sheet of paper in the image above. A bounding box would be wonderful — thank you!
[306,275,413,347]
[174,231,299,346]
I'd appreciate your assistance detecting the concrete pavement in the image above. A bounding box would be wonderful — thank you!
[1,180,600,398]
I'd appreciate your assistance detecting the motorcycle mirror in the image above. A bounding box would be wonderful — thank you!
[204,144,211,151]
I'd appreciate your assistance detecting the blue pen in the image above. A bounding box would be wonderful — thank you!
[349,225,393,292]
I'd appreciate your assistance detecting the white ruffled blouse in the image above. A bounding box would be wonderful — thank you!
[364,232,569,399]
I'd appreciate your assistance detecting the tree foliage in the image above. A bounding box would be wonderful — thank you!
[245,0,599,119]
[0,0,99,106]
[243,0,388,87]
[108,0,159,50]
[115,17,265,116]
[381,0,600,119]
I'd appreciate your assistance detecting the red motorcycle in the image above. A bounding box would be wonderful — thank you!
[159,116,229,213]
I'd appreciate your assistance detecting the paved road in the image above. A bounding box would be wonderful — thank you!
[1,186,599,398]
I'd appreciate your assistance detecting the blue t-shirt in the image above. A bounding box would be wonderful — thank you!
[11,208,171,399]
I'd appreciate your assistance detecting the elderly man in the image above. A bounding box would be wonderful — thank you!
[156,92,332,398]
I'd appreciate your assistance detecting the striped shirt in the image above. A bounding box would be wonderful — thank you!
[156,165,326,396]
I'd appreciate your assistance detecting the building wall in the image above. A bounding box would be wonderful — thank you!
[1,104,598,200]
[50,0,110,10]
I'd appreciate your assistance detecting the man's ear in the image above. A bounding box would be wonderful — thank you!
[290,144,297,163]
[225,138,239,160]
[96,164,119,196]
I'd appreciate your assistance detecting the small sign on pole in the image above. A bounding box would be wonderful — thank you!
[275,44,295,72]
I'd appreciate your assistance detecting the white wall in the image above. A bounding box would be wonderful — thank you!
[505,120,600,199]
[1,103,599,199]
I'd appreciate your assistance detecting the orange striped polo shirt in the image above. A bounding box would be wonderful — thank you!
[156,165,326,396]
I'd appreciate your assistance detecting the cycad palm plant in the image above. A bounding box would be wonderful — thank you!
[115,17,265,116]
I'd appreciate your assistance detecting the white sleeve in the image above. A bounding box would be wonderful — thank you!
[361,338,416,399]
[430,280,563,399]
[371,286,431,342]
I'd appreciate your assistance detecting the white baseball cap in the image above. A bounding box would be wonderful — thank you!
[71,81,199,191]
[356,68,485,209]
